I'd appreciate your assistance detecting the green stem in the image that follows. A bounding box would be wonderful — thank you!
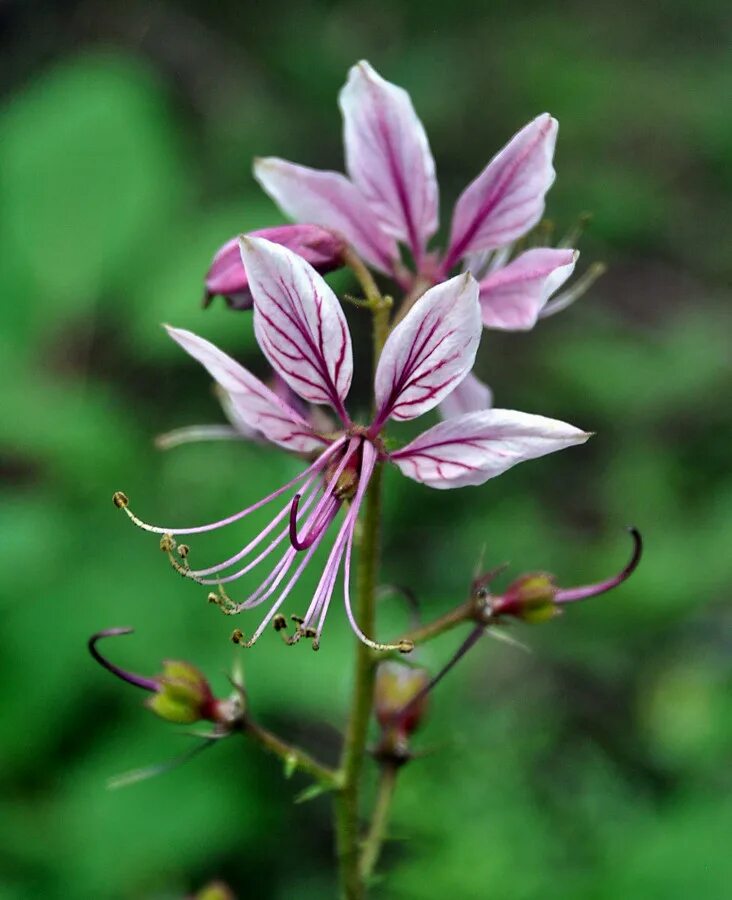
[334,461,384,899]
[244,718,338,788]
[360,761,399,881]
[398,599,477,647]
[342,245,383,305]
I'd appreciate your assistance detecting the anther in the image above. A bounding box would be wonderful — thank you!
[273,614,288,632]
[160,533,176,553]
[291,615,305,625]
[177,544,190,559]
[207,592,218,605]
[303,627,318,639]
[398,640,415,654]
[112,491,129,509]
[231,629,245,644]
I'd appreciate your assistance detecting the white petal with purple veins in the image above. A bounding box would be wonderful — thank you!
[438,371,493,420]
[479,247,578,331]
[373,273,481,425]
[253,157,398,275]
[445,114,558,268]
[390,408,590,489]
[239,236,353,418]
[339,60,438,261]
[165,326,324,453]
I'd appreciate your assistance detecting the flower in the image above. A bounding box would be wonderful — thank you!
[253,60,591,333]
[116,237,589,650]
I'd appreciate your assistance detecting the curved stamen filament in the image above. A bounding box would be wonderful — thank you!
[289,494,340,551]
[183,472,324,586]
[238,522,334,646]
[340,442,414,653]
[115,436,346,535]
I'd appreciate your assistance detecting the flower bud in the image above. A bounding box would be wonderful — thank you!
[374,661,430,760]
[146,660,217,724]
[488,528,643,623]
[88,629,238,728]
[193,882,235,900]
[491,573,559,622]
[204,224,346,310]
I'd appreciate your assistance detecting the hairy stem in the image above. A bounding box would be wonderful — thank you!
[334,461,384,899]
[398,599,477,646]
[360,761,399,881]
[244,718,338,788]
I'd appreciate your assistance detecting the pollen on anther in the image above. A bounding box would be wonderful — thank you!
[112,491,129,509]
[398,640,415,654]
[273,614,288,632]
[207,592,219,605]
[160,533,176,553]
[231,628,245,644]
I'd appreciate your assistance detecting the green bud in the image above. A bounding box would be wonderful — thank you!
[145,660,216,724]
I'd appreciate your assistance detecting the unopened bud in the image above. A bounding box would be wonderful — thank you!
[146,660,218,725]
[88,629,236,728]
[492,573,559,623]
[204,225,346,310]
[193,881,235,900]
[374,662,430,759]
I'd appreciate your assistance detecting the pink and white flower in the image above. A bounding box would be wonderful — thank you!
[120,238,588,649]
[253,60,583,333]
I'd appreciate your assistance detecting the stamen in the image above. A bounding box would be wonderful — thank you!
[539,261,606,319]
[557,212,592,249]
[289,493,339,551]
[340,443,414,654]
[289,437,359,552]
[154,425,242,451]
[236,526,333,646]
[183,474,324,586]
[555,527,643,603]
[113,436,346,536]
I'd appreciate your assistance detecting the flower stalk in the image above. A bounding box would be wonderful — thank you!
[359,760,399,882]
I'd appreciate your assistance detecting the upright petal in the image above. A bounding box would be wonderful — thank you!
[438,371,493,420]
[239,236,353,419]
[204,225,346,311]
[444,114,558,270]
[373,273,480,426]
[253,157,398,275]
[339,60,439,261]
[390,409,589,489]
[165,326,324,454]
[479,248,577,331]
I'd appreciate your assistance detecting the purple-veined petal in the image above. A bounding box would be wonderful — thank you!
[204,225,346,311]
[253,157,398,275]
[339,60,438,262]
[390,408,590,489]
[443,114,558,271]
[479,247,578,331]
[373,273,480,427]
[239,236,353,419]
[165,326,325,454]
[438,371,493,420]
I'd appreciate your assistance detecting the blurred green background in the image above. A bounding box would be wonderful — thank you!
[1,1,731,898]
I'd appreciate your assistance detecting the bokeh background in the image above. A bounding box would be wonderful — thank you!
[1,1,731,898]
